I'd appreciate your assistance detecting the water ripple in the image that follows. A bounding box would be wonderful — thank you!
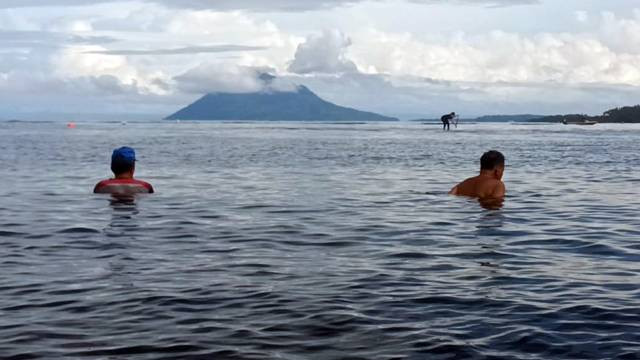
[1,122,640,359]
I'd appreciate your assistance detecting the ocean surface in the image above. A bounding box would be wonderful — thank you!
[1,121,640,359]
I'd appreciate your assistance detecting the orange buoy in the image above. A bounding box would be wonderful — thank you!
[67,122,76,128]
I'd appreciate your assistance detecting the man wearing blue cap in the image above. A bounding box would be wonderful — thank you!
[93,146,154,194]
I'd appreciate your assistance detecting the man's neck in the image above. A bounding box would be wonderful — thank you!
[114,172,134,180]
[478,170,495,179]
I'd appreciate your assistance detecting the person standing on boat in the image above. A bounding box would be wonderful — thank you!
[441,112,456,131]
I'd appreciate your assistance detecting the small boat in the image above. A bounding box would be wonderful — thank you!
[562,119,598,126]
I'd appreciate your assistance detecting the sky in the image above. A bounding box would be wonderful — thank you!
[1,0,640,119]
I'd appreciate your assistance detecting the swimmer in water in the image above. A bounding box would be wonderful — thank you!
[449,150,505,203]
[94,146,154,195]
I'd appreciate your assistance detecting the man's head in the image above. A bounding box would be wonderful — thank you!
[451,112,456,116]
[480,150,505,179]
[111,146,136,176]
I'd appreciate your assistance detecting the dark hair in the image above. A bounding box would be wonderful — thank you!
[480,150,505,170]
[111,161,134,176]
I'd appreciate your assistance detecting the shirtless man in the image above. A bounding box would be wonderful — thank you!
[449,150,505,200]
[94,147,154,195]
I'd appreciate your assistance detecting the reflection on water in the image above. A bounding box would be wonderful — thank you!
[106,195,140,234]
[478,196,504,210]
[109,194,138,207]
[1,122,640,359]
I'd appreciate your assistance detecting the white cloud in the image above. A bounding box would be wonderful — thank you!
[347,27,640,86]
[51,45,171,95]
[1,70,152,102]
[599,10,640,53]
[288,30,358,74]
[48,19,93,33]
[1,0,640,118]
[174,63,299,94]
[575,10,588,23]
[159,9,301,72]
[174,64,264,94]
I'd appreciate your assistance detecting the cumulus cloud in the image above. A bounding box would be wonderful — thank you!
[0,72,180,116]
[158,9,301,72]
[2,0,640,118]
[0,69,161,104]
[174,63,298,94]
[52,45,171,95]
[174,64,264,94]
[288,30,358,74]
[348,27,640,86]
[1,5,302,115]
[600,10,640,53]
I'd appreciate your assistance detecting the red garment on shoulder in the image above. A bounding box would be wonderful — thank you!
[94,178,154,194]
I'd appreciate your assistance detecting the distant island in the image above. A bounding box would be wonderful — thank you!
[410,106,640,124]
[409,114,544,123]
[533,105,640,123]
[166,78,397,122]
[472,114,544,123]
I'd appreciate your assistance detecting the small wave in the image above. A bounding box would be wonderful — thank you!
[56,227,101,234]
[0,230,27,237]
[387,252,433,259]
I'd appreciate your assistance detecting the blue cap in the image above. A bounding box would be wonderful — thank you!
[111,146,136,165]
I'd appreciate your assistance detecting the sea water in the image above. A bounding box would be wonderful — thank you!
[1,121,639,359]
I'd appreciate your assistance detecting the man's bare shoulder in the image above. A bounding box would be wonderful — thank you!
[450,176,505,198]
[449,176,480,196]
[491,180,506,198]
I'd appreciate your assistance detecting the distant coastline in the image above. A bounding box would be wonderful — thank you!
[531,105,640,124]
[409,114,544,123]
[411,106,640,124]
[5,105,640,124]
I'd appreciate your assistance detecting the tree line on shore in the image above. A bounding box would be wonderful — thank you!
[534,105,640,123]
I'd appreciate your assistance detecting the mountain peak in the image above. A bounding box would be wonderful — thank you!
[166,84,396,122]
